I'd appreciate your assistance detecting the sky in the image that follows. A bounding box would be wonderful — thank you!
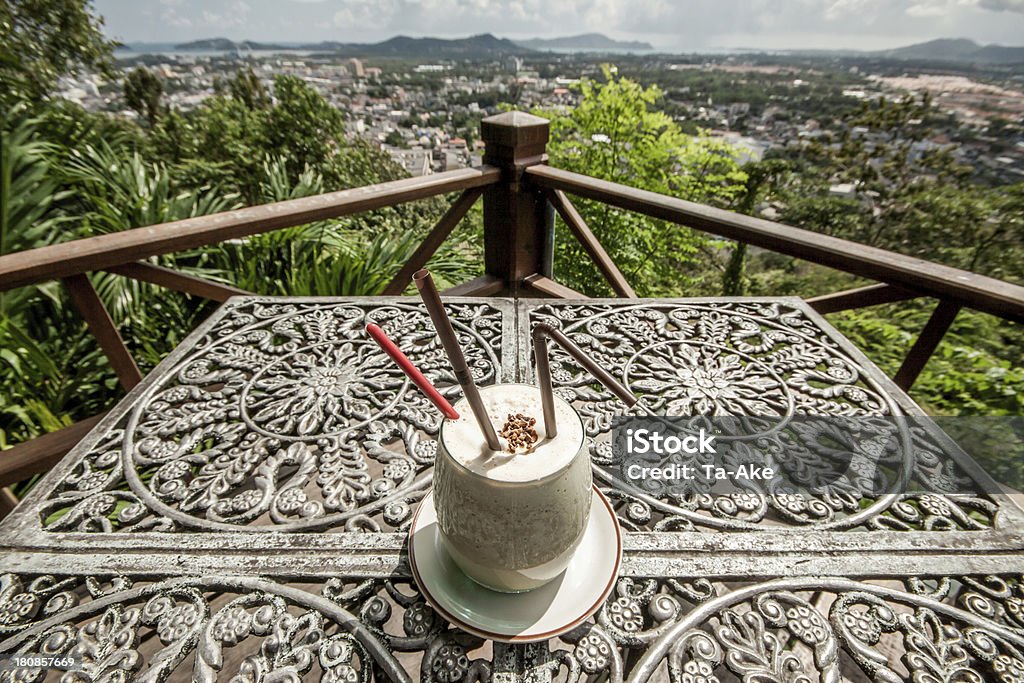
[93,0,1024,51]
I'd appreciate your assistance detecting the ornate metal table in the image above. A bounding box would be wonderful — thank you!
[1,296,1022,683]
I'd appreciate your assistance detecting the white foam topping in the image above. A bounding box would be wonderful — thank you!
[441,384,585,483]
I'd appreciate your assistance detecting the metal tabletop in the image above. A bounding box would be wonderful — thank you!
[1,296,1022,682]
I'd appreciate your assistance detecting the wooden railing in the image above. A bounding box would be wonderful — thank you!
[1,110,1023,506]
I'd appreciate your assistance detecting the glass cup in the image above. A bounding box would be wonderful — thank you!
[433,383,592,592]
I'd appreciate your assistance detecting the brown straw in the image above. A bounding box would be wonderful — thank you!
[532,323,638,438]
[413,269,502,451]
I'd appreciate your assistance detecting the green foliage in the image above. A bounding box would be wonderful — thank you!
[0,107,67,322]
[3,37,1023,477]
[229,67,270,110]
[764,94,1024,283]
[535,65,747,296]
[149,96,266,201]
[0,0,115,101]
[0,107,66,260]
[149,74,395,203]
[214,159,476,296]
[262,75,347,181]
[61,142,236,237]
[1,307,115,447]
[57,143,237,338]
[747,89,1024,417]
[123,66,163,126]
[0,108,115,445]
[778,195,863,238]
[831,305,1024,416]
[722,159,789,295]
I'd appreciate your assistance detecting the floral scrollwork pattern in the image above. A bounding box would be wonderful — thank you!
[2,573,1024,682]
[37,299,511,534]
[627,575,1024,683]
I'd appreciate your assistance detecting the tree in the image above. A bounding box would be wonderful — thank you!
[148,74,400,203]
[535,65,747,297]
[262,75,347,182]
[737,92,1024,417]
[229,67,270,110]
[0,0,115,101]
[124,67,163,126]
[0,107,108,447]
[722,158,789,295]
[0,107,66,315]
[764,94,1016,281]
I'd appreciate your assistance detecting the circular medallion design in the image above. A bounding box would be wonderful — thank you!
[624,340,792,419]
[242,340,406,438]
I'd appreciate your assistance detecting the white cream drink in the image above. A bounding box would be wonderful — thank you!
[433,383,592,592]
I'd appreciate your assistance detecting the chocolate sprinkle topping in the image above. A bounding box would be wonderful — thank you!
[499,413,539,454]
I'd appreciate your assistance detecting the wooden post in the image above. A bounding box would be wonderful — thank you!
[64,274,143,391]
[893,299,961,392]
[0,488,18,520]
[382,187,484,296]
[546,188,637,298]
[480,112,551,294]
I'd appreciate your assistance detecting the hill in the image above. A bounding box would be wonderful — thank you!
[176,38,238,50]
[515,33,653,52]
[175,37,289,51]
[355,33,528,57]
[879,38,1024,64]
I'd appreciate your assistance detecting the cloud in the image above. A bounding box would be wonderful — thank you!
[198,0,250,29]
[906,1,949,16]
[333,0,399,28]
[161,11,191,27]
[978,0,1024,11]
[824,0,884,21]
[158,0,191,28]
[905,0,1004,16]
[93,0,1024,49]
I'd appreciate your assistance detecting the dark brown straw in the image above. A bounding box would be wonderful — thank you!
[413,269,501,451]
[532,323,638,438]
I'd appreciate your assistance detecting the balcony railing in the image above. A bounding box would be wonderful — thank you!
[1,110,1023,512]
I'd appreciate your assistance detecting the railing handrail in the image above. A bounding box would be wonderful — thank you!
[525,164,1024,325]
[0,166,501,293]
[3,158,1020,322]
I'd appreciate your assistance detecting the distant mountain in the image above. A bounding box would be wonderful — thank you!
[175,38,231,50]
[173,33,529,58]
[356,33,529,58]
[966,44,1024,64]
[878,38,1024,64]
[175,37,289,51]
[116,42,175,52]
[515,33,653,52]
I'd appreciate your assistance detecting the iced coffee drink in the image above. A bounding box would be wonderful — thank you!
[433,383,592,592]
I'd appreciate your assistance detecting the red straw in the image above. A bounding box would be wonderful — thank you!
[366,323,460,420]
